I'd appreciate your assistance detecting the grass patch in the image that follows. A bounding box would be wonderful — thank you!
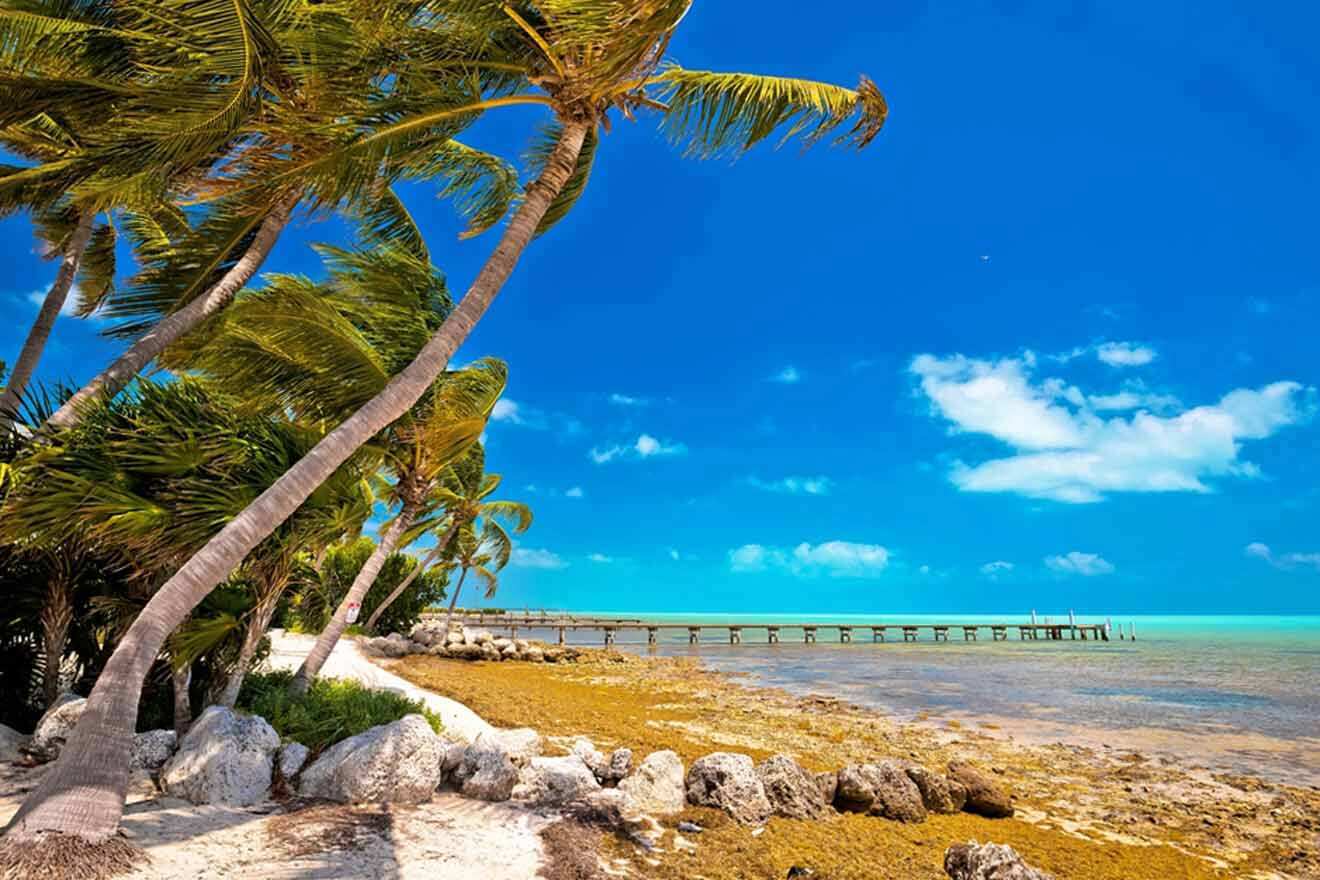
[237,670,441,754]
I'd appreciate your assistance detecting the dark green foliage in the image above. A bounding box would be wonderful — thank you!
[236,670,441,754]
[284,537,448,637]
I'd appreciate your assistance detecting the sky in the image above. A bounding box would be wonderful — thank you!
[2,1,1318,615]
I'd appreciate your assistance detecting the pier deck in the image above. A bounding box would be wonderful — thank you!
[424,612,1120,646]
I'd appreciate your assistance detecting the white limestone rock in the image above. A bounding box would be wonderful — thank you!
[162,706,279,806]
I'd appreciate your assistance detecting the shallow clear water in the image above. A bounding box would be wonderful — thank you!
[507,614,1320,783]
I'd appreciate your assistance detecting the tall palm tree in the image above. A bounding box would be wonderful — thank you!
[365,444,531,632]
[443,517,515,626]
[5,1,887,850]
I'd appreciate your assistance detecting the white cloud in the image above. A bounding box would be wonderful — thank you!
[590,433,686,464]
[1044,551,1115,576]
[490,398,582,435]
[1096,342,1156,367]
[918,565,931,575]
[587,553,613,563]
[728,540,890,579]
[510,547,568,570]
[565,486,584,498]
[608,393,647,407]
[746,475,833,496]
[770,365,803,384]
[911,351,1314,503]
[980,560,1014,575]
[1244,542,1320,572]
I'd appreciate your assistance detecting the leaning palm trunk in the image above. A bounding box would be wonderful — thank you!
[171,662,192,737]
[364,521,459,633]
[442,566,470,630]
[39,577,75,708]
[43,201,293,431]
[0,212,95,429]
[216,590,283,708]
[3,121,586,845]
[289,510,414,694]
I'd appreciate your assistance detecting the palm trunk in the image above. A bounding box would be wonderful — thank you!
[43,200,294,432]
[0,211,95,429]
[289,509,414,694]
[39,577,75,708]
[364,521,458,632]
[171,662,192,737]
[3,121,587,844]
[217,591,281,708]
[443,567,470,629]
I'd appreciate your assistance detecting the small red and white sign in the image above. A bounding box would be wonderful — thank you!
[346,602,361,624]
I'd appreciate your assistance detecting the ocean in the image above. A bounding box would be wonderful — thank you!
[518,613,1320,785]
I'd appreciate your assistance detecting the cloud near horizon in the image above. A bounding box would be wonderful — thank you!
[770,365,803,384]
[510,547,569,570]
[910,351,1315,503]
[1245,542,1320,572]
[1044,551,1115,576]
[980,560,1014,575]
[729,540,890,579]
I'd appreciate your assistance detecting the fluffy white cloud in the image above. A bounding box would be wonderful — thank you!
[490,399,582,435]
[728,540,890,579]
[770,365,803,384]
[510,547,568,570]
[1096,342,1156,367]
[608,393,648,406]
[565,486,584,498]
[590,433,686,464]
[911,352,1314,503]
[747,475,833,496]
[980,561,1014,575]
[1044,551,1115,576]
[587,553,613,563]
[491,399,522,423]
[1244,543,1320,572]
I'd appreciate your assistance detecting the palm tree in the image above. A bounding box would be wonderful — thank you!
[365,444,531,632]
[443,518,515,626]
[6,1,887,850]
[3,0,518,433]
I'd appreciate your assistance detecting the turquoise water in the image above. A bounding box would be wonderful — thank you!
[513,614,1320,783]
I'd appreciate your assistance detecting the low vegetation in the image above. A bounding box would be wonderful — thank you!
[236,670,441,754]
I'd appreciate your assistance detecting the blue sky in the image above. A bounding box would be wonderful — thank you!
[3,1,1318,614]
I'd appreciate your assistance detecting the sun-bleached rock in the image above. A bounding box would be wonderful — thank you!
[162,706,279,806]
[453,729,540,801]
[756,754,830,819]
[604,747,632,782]
[0,723,27,762]
[944,841,1054,879]
[513,755,601,806]
[29,693,86,758]
[278,742,310,779]
[906,764,966,814]
[685,752,772,824]
[299,714,443,803]
[130,729,178,773]
[834,762,927,823]
[618,750,685,815]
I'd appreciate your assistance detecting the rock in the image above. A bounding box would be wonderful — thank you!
[685,752,772,825]
[944,842,1054,879]
[572,737,606,777]
[756,754,829,819]
[427,643,450,656]
[906,765,964,814]
[604,747,632,782]
[454,729,540,801]
[365,635,411,658]
[451,643,484,660]
[278,742,311,779]
[162,706,279,806]
[501,644,518,658]
[834,762,926,823]
[130,729,177,773]
[30,693,86,757]
[442,741,467,777]
[1,723,27,762]
[513,755,601,806]
[525,647,545,663]
[576,788,642,825]
[948,762,1014,818]
[299,715,443,804]
[445,629,465,647]
[618,750,686,815]
[492,637,513,650]
[677,821,703,834]
[815,771,838,804]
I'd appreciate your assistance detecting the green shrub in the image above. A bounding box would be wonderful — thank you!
[235,670,441,754]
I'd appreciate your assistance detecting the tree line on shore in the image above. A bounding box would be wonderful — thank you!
[0,0,886,874]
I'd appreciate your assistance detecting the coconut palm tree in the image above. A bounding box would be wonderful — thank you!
[443,518,515,625]
[365,444,530,632]
[5,1,887,852]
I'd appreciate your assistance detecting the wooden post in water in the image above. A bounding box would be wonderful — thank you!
[604,627,616,647]
[768,626,780,644]
[1130,622,1136,641]
[839,626,853,643]
[872,626,886,642]
[647,627,658,645]
[729,626,742,645]
[688,626,701,645]
[804,626,818,643]
[963,626,978,641]
[558,626,566,645]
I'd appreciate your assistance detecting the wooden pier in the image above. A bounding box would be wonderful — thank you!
[424,611,1117,647]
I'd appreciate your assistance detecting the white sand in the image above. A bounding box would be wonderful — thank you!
[0,631,550,879]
